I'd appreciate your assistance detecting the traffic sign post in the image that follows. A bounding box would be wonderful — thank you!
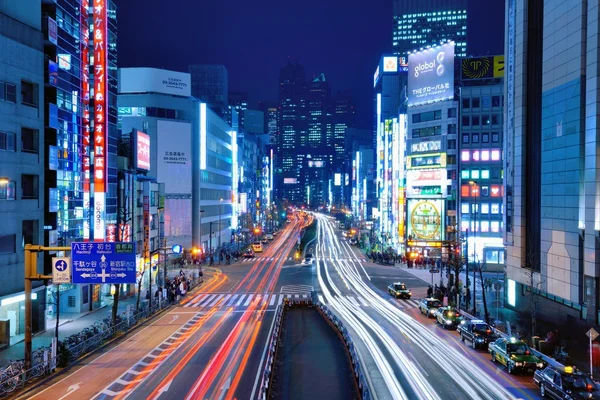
[52,257,71,284]
[71,242,137,284]
[587,328,599,378]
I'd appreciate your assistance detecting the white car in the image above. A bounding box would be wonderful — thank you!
[303,253,314,266]
[266,233,274,240]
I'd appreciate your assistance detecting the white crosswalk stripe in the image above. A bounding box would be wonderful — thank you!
[181,292,310,311]
[208,294,224,307]
[269,294,277,306]
[236,294,247,306]
[227,294,239,306]
[198,294,216,307]
[244,294,254,306]
[395,298,420,308]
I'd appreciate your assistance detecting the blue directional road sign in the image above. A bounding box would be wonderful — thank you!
[71,242,137,284]
[172,244,182,254]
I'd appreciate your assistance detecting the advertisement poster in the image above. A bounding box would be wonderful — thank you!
[157,120,192,194]
[407,199,444,240]
[136,131,151,171]
[408,42,455,106]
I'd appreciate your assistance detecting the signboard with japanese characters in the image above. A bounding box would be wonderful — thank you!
[408,42,455,107]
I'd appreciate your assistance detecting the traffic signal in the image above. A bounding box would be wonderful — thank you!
[253,227,261,234]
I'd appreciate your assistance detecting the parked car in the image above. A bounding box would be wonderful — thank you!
[489,337,544,374]
[418,298,443,318]
[434,306,463,329]
[261,237,268,244]
[457,319,498,349]
[388,282,411,299]
[243,249,255,258]
[252,242,263,253]
[534,365,599,399]
[266,233,274,240]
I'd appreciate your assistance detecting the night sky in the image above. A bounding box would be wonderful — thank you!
[118,0,505,128]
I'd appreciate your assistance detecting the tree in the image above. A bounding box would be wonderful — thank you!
[135,268,146,314]
[444,235,466,307]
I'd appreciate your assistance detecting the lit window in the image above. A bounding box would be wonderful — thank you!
[461,185,470,197]
[481,221,490,232]
[461,150,470,161]
[472,150,480,161]
[461,203,469,213]
[491,203,500,214]
[481,150,490,161]
[491,221,500,232]
[481,203,489,213]
[460,220,469,231]
[481,170,490,179]
[491,186,501,197]
[471,170,480,179]
[471,185,479,197]
[491,150,501,160]
[461,170,469,179]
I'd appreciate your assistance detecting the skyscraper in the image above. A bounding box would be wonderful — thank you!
[189,64,229,118]
[227,91,248,128]
[392,0,468,57]
[276,59,305,203]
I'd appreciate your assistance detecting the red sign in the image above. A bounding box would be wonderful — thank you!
[409,169,443,182]
[136,131,151,170]
[106,224,116,242]
[143,195,150,259]
[80,1,90,240]
[118,223,131,242]
[93,0,107,194]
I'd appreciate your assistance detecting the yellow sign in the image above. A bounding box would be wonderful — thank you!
[493,55,504,77]
[461,55,504,79]
[408,199,443,240]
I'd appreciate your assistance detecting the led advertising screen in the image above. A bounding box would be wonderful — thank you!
[461,55,504,80]
[283,178,298,184]
[407,199,444,241]
[135,131,151,171]
[157,120,192,194]
[408,42,455,106]
[383,56,398,72]
[334,173,342,186]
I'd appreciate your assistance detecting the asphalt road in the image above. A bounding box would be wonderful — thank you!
[19,215,312,400]
[312,213,542,400]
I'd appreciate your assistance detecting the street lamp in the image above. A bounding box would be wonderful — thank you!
[199,209,205,251]
[218,198,223,263]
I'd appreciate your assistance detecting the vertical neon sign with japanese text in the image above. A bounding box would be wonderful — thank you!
[93,0,107,241]
[81,0,91,240]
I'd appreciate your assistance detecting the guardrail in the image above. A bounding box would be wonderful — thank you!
[256,303,284,400]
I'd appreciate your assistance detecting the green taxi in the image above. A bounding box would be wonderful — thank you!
[488,337,544,374]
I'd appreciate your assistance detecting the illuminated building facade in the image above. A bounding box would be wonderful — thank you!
[392,0,467,58]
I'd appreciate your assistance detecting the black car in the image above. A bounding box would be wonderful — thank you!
[457,319,498,349]
[243,249,254,258]
[534,365,600,399]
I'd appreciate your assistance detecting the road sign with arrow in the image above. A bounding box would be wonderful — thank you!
[71,242,137,284]
[52,257,71,284]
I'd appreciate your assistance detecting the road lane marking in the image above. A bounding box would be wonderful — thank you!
[348,296,360,307]
[244,294,254,306]
[208,294,225,307]
[358,297,368,306]
[227,294,239,306]
[236,294,246,306]
[197,294,216,307]
[269,294,276,306]
[222,294,232,304]
[278,294,284,304]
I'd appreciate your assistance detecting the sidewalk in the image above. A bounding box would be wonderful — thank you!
[0,267,205,361]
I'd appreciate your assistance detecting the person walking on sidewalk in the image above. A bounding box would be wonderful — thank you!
[427,286,433,298]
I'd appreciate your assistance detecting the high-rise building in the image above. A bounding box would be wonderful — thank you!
[259,101,278,145]
[276,59,306,203]
[189,64,229,118]
[227,91,248,128]
[458,55,505,272]
[392,0,468,58]
[504,0,599,331]
[118,68,234,254]
[0,0,46,335]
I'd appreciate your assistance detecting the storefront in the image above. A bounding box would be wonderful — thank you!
[0,286,46,339]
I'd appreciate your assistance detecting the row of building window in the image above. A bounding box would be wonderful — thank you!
[460,220,503,233]
[462,132,501,144]
[462,96,503,109]
[0,175,39,200]
[461,149,502,162]
[461,202,502,215]
[0,128,40,153]
[462,114,501,127]
[461,184,503,198]
[0,80,38,107]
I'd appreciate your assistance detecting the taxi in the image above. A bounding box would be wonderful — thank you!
[489,337,544,374]
[387,282,412,299]
[534,365,599,399]
[252,242,263,253]
[434,306,463,329]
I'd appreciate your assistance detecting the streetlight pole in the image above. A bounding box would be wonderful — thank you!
[469,180,478,315]
[218,198,223,263]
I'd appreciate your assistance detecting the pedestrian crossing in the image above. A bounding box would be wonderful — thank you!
[182,292,311,309]
[393,298,420,309]
[280,284,314,294]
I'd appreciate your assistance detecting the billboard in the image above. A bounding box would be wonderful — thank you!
[47,17,57,45]
[135,131,151,171]
[407,153,446,169]
[119,68,191,97]
[334,173,342,186]
[157,120,192,194]
[308,160,324,168]
[461,55,504,80]
[408,42,455,106]
[283,178,298,184]
[407,199,444,241]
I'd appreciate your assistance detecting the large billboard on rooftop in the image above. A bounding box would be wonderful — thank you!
[408,42,455,107]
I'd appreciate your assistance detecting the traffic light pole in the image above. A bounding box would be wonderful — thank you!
[24,244,70,370]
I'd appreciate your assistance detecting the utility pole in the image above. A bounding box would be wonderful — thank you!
[24,245,69,370]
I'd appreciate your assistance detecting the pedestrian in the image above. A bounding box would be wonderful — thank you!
[427,285,433,298]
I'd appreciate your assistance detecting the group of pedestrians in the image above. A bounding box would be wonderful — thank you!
[147,270,196,303]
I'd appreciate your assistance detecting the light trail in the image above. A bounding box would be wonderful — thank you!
[313,213,517,400]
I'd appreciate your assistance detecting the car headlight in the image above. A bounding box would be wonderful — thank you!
[515,362,523,367]
[446,320,453,325]
[430,310,435,314]
[536,363,544,368]
[477,337,484,342]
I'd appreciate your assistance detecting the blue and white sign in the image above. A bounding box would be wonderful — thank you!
[172,244,182,254]
[52,257,71,284]
[71,242,137,284]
